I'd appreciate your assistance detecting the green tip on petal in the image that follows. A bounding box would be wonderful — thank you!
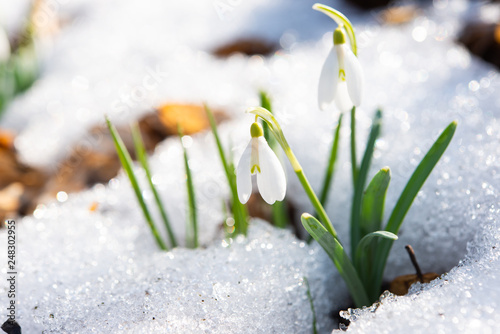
[334,28,346,45]
[250,122,264,138]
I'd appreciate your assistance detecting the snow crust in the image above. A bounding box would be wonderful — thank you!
[0,0,499,333]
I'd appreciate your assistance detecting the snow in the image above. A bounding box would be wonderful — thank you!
[0,0,499,333]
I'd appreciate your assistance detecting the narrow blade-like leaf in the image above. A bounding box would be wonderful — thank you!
[179,129,198,248]
[370,121,457,302]
[355,231,397,271]
[301,213,370,307]
[106,117,167,250]
[360,167,391,236]
[206,105,248,235]
[351,109,382,256]
[303,277,318,334]
[355,230,397,290]
[131,123,177,248]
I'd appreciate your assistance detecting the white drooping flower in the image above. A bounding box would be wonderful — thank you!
[0,26,11,63]
[318,27,364,112]
[236,122,286,205]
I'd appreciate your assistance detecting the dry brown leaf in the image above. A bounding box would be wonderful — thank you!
[389,272,440,296]
[379,5,419,25]
[0,107,228,221]
[157,104,220,135]
[213,38,276,57]
[0,129,15,150]
[0,183,24,212]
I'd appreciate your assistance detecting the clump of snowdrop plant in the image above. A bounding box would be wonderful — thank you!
[105,1,456,312]
[107,106,251,250]
[236,3,457,307]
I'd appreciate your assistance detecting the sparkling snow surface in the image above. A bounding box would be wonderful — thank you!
[1,0,500,333]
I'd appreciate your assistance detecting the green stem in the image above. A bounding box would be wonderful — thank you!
[247,106,336,237]
[319,113,343,205]
[294,163,337,238]
[312,3,358,55]
[350,106,358,186]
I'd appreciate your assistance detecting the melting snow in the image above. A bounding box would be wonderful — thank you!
[0,0,499,333]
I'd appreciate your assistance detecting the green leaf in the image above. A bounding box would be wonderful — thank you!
[303,277,317,334]
[106,117,167,251]
[179,128,198,248]
[131,123,177,248]
[351,109,382,257]
[319,113,343,206]
[206,105,248,235]
[356,231,398,256]
[360,167,391,236]
[301,213,370,307]
[12,45,38,92]
[355,230,397,290]
[370,121,457,302]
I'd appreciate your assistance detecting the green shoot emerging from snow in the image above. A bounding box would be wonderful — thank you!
[106,117,168,250]
[205,105,249,236]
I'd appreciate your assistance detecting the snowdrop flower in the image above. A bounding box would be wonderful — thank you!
[236,122,286,205]
[0,26,10,63]
[318,27,364,112]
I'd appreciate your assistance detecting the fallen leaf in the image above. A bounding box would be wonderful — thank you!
[389,272,440,295]
[0,182,24,212]
[213,38,277,57]
[459,22,500,69]
[0,129,15,150]
[157,104,227,135]
[379,5,419,25]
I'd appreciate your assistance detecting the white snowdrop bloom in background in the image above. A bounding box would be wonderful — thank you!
[236,122,286,205]
[0,26,10,62]
[318,27,364,112]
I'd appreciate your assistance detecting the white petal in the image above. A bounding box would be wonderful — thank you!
[236,140,253,204]
[318,47,339,111]
[255,137,286,204]
[0,27,11,63]
[334,80,354,113]
[343,45,364,107]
